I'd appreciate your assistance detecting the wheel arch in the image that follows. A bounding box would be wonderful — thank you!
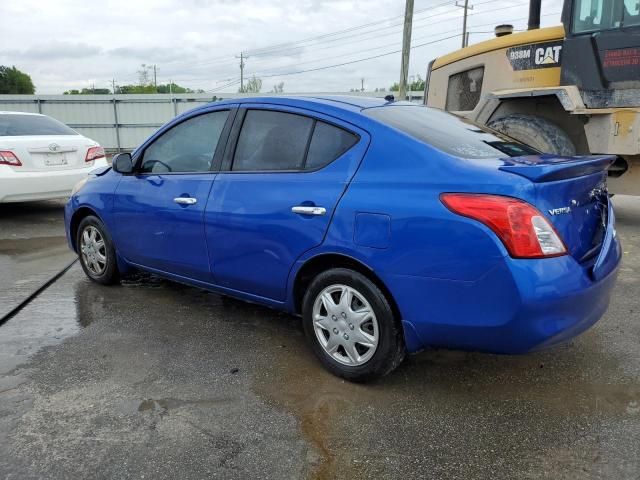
[484,94,590,153]
[69,206,102,252]
[292,253,401,321]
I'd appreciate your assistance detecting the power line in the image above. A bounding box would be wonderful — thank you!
[161,0,527,78]
[244,0,454,56]
[163,0,516,75]
[206,9,562,92]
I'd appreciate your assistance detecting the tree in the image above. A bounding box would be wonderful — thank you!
[113,82,197,94]
[157,82,194,94]
[239,76,262,93]
[137,64,153,87]
[64,87,111,95]
[0,66,35,94]
[270,82,284,94]
[389,74,425,93]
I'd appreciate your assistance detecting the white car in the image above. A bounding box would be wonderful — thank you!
[0,111,108,203]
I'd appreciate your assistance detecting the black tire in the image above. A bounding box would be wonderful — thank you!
[302,268,405,382]
[488,113,576,156]
[76,215,120,285]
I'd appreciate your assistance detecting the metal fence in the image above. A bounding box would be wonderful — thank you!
[0,91,424,152]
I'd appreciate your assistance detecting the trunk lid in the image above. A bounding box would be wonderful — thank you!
[0,135,92,172]
[499,154,615,263]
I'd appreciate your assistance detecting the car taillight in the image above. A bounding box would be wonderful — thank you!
[85,146,105,163]
[440,193,567,259]
[0,151,21,166]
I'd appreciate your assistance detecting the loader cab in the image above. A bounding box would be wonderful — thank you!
[561,0,640,106]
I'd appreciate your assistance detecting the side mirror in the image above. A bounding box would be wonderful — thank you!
[112,153,133,174]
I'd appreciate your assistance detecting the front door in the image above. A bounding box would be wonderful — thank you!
[205,105,369,301]
[112,108,232,281]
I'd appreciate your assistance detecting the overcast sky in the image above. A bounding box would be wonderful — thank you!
[0,0,561,94]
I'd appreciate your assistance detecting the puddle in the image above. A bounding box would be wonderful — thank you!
[0,268,88,376]
[251,321,640,480]
[0,236,75,318]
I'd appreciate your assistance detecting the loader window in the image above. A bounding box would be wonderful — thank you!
[623,0,640,26]
[573,0,640,32]
[445,67,484,112]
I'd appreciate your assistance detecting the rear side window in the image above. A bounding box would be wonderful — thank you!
[306,122,359,170]
[363,105,538,159]
[232,110,359,171]
[0,114,77,136]
[233,110,314,171]
[445,67,484,112]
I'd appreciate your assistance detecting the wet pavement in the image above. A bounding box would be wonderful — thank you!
[0,197,639,479]
[0,199,75,318]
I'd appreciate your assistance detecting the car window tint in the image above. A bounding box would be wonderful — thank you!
[0,114,77,136]
[233,110,314,171]
[305,121,359,169]
[363,105,539,159]
[140,110,228,173]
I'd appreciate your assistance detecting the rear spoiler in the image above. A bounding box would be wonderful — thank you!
[499,155,616,183]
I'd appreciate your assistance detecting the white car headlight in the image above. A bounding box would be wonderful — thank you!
[71,176,89,196]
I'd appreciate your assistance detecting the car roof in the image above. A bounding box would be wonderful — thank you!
[200,95,389,114]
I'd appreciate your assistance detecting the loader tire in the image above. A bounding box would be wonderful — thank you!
[488,114,576,156]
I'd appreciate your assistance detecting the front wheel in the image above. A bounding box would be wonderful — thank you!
[302,268,405,382]
[76,215,120,285]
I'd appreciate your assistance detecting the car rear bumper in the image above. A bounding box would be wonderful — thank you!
[389,235,622,355]
[0,159,108,203]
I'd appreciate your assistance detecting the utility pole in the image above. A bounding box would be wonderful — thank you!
[153,64,158,92]
[111,78,116,95]
[361,78,365,92]
[398,0,414,101]
[236,52,247,93]
[456,0,474,48]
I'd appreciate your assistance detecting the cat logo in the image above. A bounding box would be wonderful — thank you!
[535,45,562,65]
[506,40,564,71]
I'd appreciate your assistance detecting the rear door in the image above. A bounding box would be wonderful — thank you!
[205,105,369,301]
[112,107,234,281]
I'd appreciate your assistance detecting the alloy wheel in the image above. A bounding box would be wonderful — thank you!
[80,225,107,276]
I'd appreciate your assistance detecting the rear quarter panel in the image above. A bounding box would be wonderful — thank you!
[305,124,535,348]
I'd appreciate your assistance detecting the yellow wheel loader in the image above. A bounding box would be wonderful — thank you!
[425,0,640,195]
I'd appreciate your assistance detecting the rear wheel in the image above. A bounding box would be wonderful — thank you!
[488,114,576,156]
[302,268,405,382]
[76,215,119,285]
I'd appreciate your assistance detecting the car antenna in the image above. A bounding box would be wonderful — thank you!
[384,94,395,102]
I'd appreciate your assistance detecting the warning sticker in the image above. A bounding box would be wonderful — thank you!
[603,47,640,69]
[506,40,564,71]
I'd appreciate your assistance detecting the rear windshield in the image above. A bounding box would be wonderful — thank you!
[0,114,77,136]
[363,105,538,159]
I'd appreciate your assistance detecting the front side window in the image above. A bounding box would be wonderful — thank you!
[140,110,228,174]
[573,0,640,33]
[363,105,538,159]
[445,67,484,112]
[0,114,77,136]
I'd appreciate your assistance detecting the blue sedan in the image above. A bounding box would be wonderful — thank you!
[65,96,621,381]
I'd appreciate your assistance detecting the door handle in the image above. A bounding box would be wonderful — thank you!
[291,205,326,216]
[174,197,197,205]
